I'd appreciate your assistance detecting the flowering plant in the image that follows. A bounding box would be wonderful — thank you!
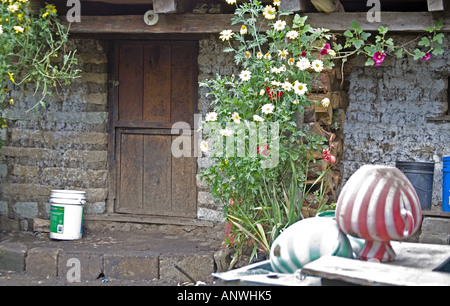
[200,0,336,262]
[0,0,80,119]
[200,0,444,264]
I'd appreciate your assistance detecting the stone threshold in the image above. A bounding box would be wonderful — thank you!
[84,214,215,228]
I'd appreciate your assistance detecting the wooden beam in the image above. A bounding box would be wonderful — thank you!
[280,0,311,12]
[81,0,153,3]
[427,0,445,12]
[66,12,450,35]
[66,14,241,34]
[303,12,450,32]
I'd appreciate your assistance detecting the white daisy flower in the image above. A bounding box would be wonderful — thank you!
[261,103,275,115]
[286,30,299,40]
[253,115,264,122]
[231,112,241,124]
[282,81,293,91]
[199,140,209,153]
[273,20,286,31]
[205,112,218,122]
[296,57,310,71]
[219,30,234,41]
[321,97,331,107]
[312,59,324,72]
[293,81,308,95]
[239,70,252,81]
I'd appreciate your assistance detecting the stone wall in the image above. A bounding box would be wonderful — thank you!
[0,39,109,230]
[1,33,449,232]
[341,34,450,209]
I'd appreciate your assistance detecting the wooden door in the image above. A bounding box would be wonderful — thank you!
[112,41,198,218]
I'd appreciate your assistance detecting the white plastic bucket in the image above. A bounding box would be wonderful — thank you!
[49,190,86,240]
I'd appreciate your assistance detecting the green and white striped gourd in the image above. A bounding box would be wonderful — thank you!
[270,217,353,274]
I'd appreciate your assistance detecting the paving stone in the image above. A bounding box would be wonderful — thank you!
[58,251,104,282]
[159,253,215,283]
[104,251,159,281]
[26,247,61,277]
[0,242,27,272]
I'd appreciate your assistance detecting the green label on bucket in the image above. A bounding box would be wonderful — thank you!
[50,206,64,234]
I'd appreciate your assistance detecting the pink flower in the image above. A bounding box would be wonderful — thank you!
[320,43,331,55]
[421,52,431,62]
[373,52,386,66]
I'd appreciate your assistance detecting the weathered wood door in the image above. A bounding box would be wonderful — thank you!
[112,41,198,218]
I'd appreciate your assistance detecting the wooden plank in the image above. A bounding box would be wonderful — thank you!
[170,43,196,125]
[144,44,172,123]
[66,13,450,34]
[143,135,172,215]
[302,255,450,286]
[171,135,197,218]
[427,0,445,11]
[117,133,144,213]
[81,0,153,3]
[280,0,311,12]
[118,45,143,122]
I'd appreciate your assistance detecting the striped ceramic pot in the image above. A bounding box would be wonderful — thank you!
[336,165,422,262]
[270,217,353,273]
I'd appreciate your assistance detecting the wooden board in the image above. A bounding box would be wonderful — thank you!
[427,0,445,11]
[302,242,450,286]
[66,13,450,34]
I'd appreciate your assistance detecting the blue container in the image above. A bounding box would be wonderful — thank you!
[396,161,435,211]
[443,157,450,212]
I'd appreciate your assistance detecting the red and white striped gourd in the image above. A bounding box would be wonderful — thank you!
[335,165,422,262]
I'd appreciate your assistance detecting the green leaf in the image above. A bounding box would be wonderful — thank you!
[351,20,360,30]
[433,33,444,44]
[418,37,430,47]
[361,32,371,41]
[343,30,353,38]
[413,49,426,61]
[378,26,389,35]
[432,45,444,56]
[393,48,403,59]
[351,39,364,49]
[365,58,375,66]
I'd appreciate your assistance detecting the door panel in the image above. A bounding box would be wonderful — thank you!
[113,41,198,218]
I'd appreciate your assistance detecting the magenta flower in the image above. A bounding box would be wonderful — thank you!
[320,43,331,55]
[373,51,386,66]
[421,53,431,62]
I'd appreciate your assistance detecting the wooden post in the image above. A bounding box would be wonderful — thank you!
[280,0,312,12]
[427,0,445,11]
[153,0,178,14]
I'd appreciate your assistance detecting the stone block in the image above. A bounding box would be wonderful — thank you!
[420,217,450,245]
[13,202,38,219]
[159,253,214,283]
[0,242,27,272]
[26,247,61,277]
[104,252,159,281]
[58,251,104,281]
